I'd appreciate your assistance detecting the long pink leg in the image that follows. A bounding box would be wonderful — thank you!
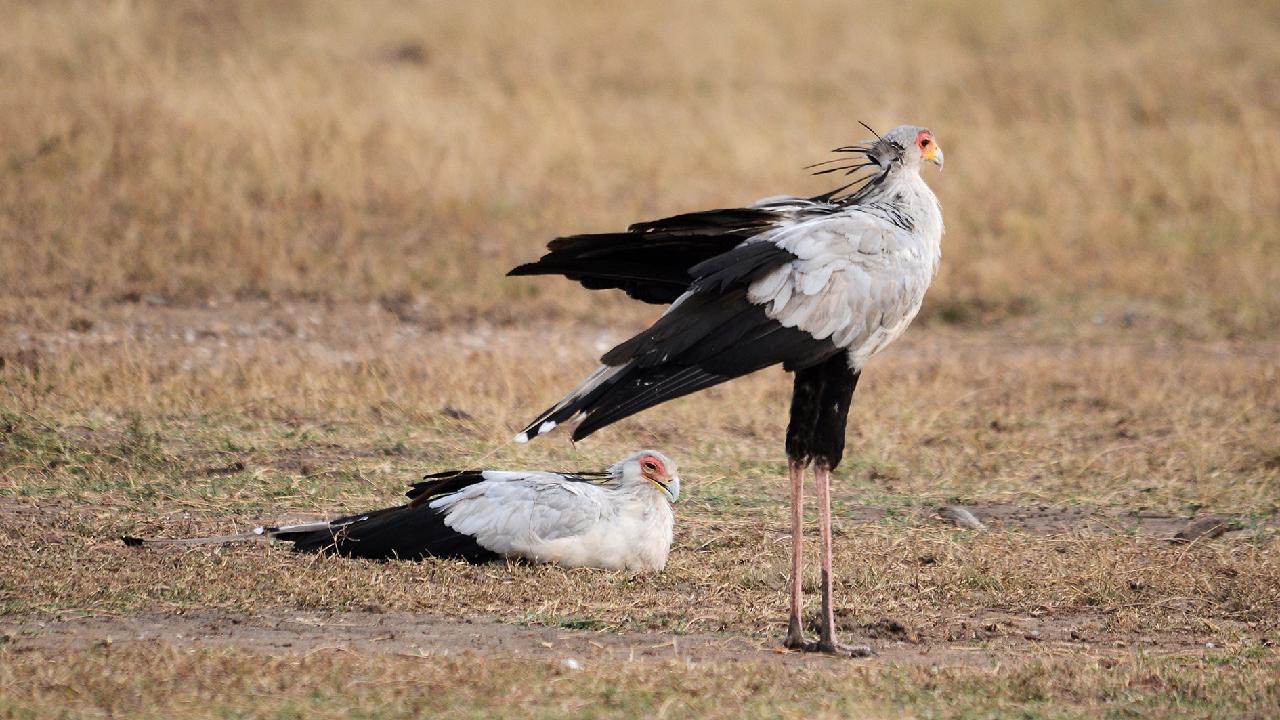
[783,459,809,649]
[814,464,872,657]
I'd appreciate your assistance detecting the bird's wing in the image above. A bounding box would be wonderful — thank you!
[518,207,932,442]
[748,206,939,366]
[405,470,488,507]
[429,473,613,553]
[507,197,837,304]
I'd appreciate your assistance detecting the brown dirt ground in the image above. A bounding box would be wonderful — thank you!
[0,604,1235,669]
[2,495,1268,668]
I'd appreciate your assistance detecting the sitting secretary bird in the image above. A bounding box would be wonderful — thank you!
[509,125,944,655]
[124,450,681,572]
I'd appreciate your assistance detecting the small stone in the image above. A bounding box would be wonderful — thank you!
[865,618,920,643]
[935,506,986,530]
[1171,516,1241,544]
[442,405,473,421]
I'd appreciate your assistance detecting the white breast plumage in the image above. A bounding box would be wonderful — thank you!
[747,177,942,370]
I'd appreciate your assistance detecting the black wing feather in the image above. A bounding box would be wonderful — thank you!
[507,207,792,304]
[687,240,800,294]
[407,470,487,507]
[275,471,497,562]
[572,366,729,440]
[520,235,841,442]
[272,502,499,563]
[569,291,839,441]
[601,243,798,366]
[408,469,611,505]
[626,207,788,234]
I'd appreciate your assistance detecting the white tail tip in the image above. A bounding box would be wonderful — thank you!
[514,432,529,443]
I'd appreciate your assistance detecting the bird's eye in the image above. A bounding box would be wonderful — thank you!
[642,461,657,473]
[920,138,931,148]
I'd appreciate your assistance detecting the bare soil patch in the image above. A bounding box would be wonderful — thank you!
[920,503,1264,539]
[0,606,1236,669]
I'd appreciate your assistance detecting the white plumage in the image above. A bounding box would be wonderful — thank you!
[428,453,679,571]
[749,185,943,369]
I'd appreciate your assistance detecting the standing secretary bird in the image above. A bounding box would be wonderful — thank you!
[509,125,944,655]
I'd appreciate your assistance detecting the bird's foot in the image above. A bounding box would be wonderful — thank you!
[783,633,873,657]
[783,630,812,651]
[806,638,873,657]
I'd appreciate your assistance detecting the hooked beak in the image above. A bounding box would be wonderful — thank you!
[924,144,944,170]
[653,475,681,504]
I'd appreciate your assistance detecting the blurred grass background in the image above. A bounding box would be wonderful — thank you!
[3,0,1278,335]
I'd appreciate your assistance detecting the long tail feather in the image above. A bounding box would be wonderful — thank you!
[515,364,626,442]
[271,504,497,562]
[121,530,269,546]
[123,503,498,563]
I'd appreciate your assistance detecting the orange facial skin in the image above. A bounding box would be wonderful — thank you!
[917,130,943,167]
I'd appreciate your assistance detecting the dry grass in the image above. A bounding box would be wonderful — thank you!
[6,495,1279,638]
[3,1,1280,717]
[2,0,1280,334]
[3,303,1277,512]
[1,643,1276,720]
[2,304,1278,715]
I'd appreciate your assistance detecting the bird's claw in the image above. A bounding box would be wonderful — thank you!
[808,639,873,657]
[783,631,811,651]
[783,634,873,657]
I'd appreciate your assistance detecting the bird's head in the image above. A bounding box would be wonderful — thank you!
[878,125,944,171]
[807,123,943,201]
[615,450,681,503]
